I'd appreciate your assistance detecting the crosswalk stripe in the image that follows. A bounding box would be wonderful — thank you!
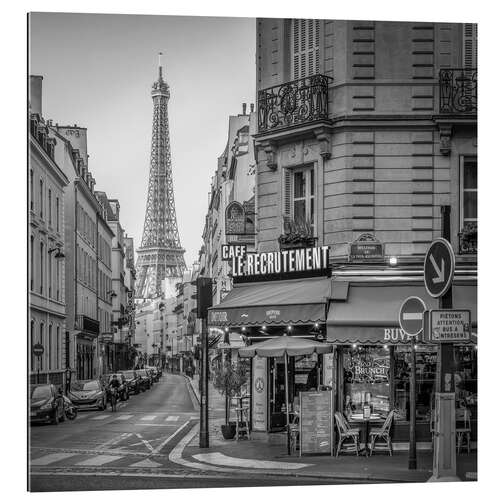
[90,415,111,420]
[31,453,77,466]
[140,415,157,421]
[76,455,123,466]
[165,416,179,422]
[114,414,133,420]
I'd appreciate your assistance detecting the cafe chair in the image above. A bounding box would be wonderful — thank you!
[334,412,360,457]
[456,407,471,455]
[369,410,395,456]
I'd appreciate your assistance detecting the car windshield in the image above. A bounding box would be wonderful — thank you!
[71,380,100,391]
[31,386,51,399]
[122,371,135,378]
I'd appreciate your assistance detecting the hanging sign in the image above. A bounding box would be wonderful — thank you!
[222,244,330,279]
[252,356,267,431]
[225,201,246,235]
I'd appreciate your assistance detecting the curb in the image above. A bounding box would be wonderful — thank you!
[182,374,200,406]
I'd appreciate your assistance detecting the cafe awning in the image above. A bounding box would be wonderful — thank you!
[327,281,477,344]
[208,277,330,327]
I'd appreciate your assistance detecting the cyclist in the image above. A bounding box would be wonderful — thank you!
[108,374,121,412]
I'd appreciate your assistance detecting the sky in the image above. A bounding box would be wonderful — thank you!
[29,12,256,266]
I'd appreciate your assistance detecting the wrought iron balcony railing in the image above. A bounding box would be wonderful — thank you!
[439,68,477,115]
[458,222,477,255]
[258,74,332,133]
[76,314,100,335]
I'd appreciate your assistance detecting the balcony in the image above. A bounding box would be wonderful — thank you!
[439,68,477,115]
[458,222,477,255]
[76,314,100,335]
[257,74,332,134]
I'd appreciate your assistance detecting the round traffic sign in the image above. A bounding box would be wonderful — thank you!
[399,296,426,337]
[424,238,455,298]
[32,343,44,357]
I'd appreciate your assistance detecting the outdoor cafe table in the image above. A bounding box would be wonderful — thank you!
[349,413,384,456]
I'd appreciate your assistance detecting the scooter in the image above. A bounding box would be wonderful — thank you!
[63,394,78,420]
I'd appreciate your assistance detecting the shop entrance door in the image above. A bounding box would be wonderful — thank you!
[269,357,287,431]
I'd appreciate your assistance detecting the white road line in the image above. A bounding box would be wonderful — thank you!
[135,433,155,453]
[165,416,179,422]
[140,415,157,421]
[192,452,311,470]
[31,453,77,466]
[90,415,111,420]
[151,420,192,455]
[76,455,123,466]
[114,414,133,420]
[96,432,133,450]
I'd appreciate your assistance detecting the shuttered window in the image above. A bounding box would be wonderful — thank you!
[463,23,477,68]
[291,19,320,80]
[460,156,477,227]
[283,166,315,229]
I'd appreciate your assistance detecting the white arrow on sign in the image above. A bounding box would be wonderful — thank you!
[430,254,445,284]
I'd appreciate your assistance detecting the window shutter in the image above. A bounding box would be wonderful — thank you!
[463,23,477,68]
[291,19,320,79]
[283,169,292,224]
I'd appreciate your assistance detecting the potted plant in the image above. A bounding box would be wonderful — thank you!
[278,216,317,249]
[212,358,249,439]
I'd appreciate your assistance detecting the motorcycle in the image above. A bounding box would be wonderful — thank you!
[62,394,78,420]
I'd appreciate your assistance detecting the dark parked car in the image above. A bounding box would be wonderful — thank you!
[68,379,107,410]
[135,369,152,390]
[120,370,143,394]
[107,373,129,401]
[30,384,65,425]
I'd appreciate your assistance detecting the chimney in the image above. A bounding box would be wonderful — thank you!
[250,103,254,113]
[29,75,43,116]
[242,103,247,115]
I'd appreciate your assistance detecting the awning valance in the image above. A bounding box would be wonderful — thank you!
[327,282,477,344]
[208,277,330,327]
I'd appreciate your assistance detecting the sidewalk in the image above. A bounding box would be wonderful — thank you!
[182,374,477,483]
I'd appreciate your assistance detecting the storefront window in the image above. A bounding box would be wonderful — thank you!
[343,346,390,417]
[454,346,477,413]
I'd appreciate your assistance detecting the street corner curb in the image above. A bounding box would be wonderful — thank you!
[183,374,200,406]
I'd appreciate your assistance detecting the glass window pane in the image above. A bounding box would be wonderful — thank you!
[310,197,314,225]
[464,191,477,219]
[293,199,306,222]
[310,169,314,196]
[463,160,477,189]
[294,171,306,199]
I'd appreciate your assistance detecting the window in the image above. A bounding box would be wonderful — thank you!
[48,324,52,370]
[30,170,34,211]
[463,23,478,68]
[56,197,60,232]
[39,323,44,371]
[48,189,52,226]
[40,242,44,294]
[30,235,34,291]
[39,179,44,218]
[56,259,60,301]
[284,166,315,228]
[48,249,52,298]
[30,321,35,371]
[56,326,60,369]
[290,19,320,79]
[461,157,477,228]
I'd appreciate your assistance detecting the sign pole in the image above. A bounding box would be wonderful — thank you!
[199,317,209,448]
[409,336,417,469]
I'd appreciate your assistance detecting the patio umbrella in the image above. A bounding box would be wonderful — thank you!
[238,334,332,453]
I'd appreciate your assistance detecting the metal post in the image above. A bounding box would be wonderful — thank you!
[284,352,290,455]
[409,337,417,469]
[199,318,209,448]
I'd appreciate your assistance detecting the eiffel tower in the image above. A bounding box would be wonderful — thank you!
[136,54,186,299]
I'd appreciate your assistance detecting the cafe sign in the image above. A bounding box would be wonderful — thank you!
[221,244,330,278]
[427,309,471,343]
[349,233,384,263]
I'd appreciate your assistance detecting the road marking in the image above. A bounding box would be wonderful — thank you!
[165,416,179,422]
[90,415,111,420]
[402,312,423,320]
[114,414,133,420]
[128,458,162,468]
[192,452,312,470]
[96,432,133,450]
[140,415,157,421]
[135,433,155,453]
[152,419,192,455]
[31,453,77,466]
[76,455,123,466]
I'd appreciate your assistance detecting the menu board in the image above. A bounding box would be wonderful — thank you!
[252,356,267,431]
[299,390,333,456]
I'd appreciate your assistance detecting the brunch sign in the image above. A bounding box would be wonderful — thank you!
[221,244,330,278]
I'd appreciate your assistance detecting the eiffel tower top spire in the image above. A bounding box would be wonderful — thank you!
[135,56,186,299]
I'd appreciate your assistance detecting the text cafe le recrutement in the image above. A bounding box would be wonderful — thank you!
[221,245,330,278]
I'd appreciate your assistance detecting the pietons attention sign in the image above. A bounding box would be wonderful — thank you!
[221,244,330,279]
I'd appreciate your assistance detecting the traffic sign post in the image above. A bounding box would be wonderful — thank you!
[32,344,44,384]
[399,296,426,471]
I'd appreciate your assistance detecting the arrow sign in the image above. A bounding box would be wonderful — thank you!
[399,296,427,337]
[424,239,455,298]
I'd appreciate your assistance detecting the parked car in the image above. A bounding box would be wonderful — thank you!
[106,373,129,401]
[120,370,143,394]
[30,384,65,425]
[68,379,107,410]
[135,369,152,390]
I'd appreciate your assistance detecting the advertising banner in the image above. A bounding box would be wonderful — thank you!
[252,356,267,431]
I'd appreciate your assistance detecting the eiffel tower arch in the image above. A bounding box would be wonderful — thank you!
[136,54,186,299]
